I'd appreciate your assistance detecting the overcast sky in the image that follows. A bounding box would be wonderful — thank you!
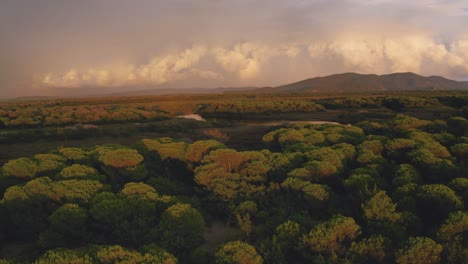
[1,0,467,98]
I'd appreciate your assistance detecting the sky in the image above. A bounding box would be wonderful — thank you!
[1,0,468,98]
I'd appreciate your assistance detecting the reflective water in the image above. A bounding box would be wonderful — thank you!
[177,114,206,121]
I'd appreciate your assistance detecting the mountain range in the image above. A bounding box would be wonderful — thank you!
[257,72,468,93]
[6,72,468,101]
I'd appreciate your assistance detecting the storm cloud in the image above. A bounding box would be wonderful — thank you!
[0,0,467,97]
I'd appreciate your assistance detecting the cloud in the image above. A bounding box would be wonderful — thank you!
[42,36,468,88]
[307,34,468,78]
[212,43,301,80]
[43,43,301,87]
[42,46,222,87]
[2,0,467,97]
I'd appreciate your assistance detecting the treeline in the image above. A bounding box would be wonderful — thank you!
[0,119,204,145]
[196,100,326,117]
[0,102,168,129]
[1,92,466,129]
[0,114,467,263]
[317,95,468,112]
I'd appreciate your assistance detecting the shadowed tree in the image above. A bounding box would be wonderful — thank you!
[449,177,468,206]
[39,203,88,248]
[447,116,467,136]
[158,203,205,253]
[270,220,302,263]
[34,248,93,264]
[89,183,171,246]
[451,143,468,160]
[267,152,304,182]
[2,177,103,238]
[138,137,191,181]
[281,177,330,208]
[348,235,390,263]
[93,245,177,264]
[385,138,417,161]
[395,237,443,264]
[437,211,468,264]
[392,164,422,187]
[416,184,463,225]
[343,173,381,205]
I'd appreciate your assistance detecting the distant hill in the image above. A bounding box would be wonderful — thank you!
[258,72,468,93]
[111,87,257,96]
[5,96,61,102]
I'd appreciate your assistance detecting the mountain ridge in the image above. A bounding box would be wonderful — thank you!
[4,73,467,100]
[259,72,468,93]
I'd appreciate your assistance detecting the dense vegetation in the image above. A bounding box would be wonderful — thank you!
[0,105,467,263]
[2,92,466,129]
[0,100,170,128]
[196,100,325,117]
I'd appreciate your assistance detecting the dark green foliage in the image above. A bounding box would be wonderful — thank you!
[92,245,177,264]
[392,164,422,187]
[39,203,88,248]
[1,104,468,263]
[34,248,93,264]
[437,211,468,264]
[89,184,169,246]
[348,235,390,263]
[395,237,443,264]
[158,203,205,253]
[447,116,468,136]
[198,100,325,117]
[416,184,463,224]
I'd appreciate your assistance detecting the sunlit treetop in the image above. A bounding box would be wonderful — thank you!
[59,164,97,179]
[362,191,401,222]
[302,214,361,256]
[2,177,103,204]
[99,148,144,168]
[389,114,431,130]
[34,249,93,264]
[186,140,226,163]
[33,153,66,162]
[141,138,189,161]
[94,245,177,264]
[1,158,37,179]
[120,182,159,200]
[58,147,88,161]
[215,240,263,264]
